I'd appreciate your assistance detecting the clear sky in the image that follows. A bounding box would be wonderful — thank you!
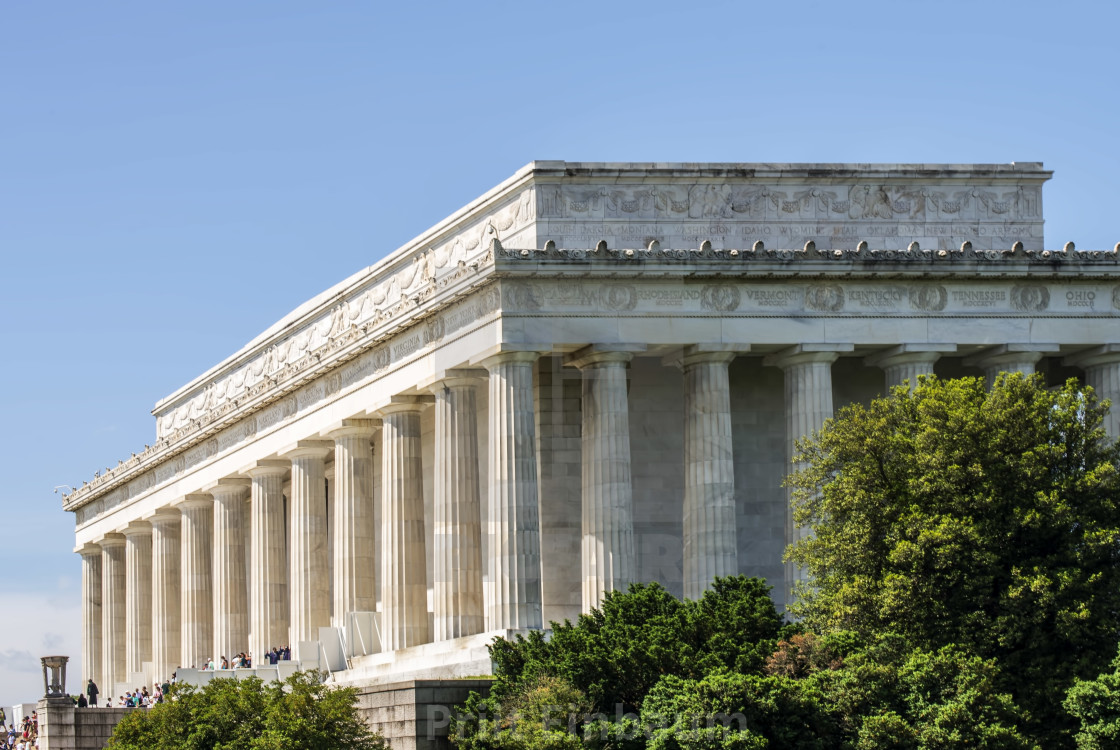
[1,0,1117,710]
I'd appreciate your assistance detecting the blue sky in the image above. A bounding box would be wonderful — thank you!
[1,0,1117,709]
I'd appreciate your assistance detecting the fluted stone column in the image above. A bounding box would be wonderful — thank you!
[122,522,153,678]
[149,510,181,683]
[210,479,250,663]
[178,494,214,669]
[765,344,849,600]
[283,441,332,658]
[99,533,126,694]
[78,544,102,695]
[679,348,738,600]
[480,351,543,631]
[327,420,379,631]
[1066,345,1120,439]
[380,399,431,651]
[247,462,289,664]
[568,347,639,612]
[966,344,1058,387]
[867,344,956,391]
[430,375,485,640]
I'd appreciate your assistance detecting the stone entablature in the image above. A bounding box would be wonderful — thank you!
[60,161,1115,519]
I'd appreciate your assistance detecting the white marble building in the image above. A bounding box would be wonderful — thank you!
[62,162,1120,699]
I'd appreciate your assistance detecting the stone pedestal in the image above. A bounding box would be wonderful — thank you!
[431,376,485,641]
[480,351,543,631]
[211,479,251,664]
[327,420,380,632]
[78,544,102,694]
[122,522,152,678]
[37,696,76,750]
[178,494,214,669]
[283,442,332,659]
[568,347,639,611]
[680,348,738,600]
[247,462,289,664]
[380,400,431,651]
[149,510,181,684]
[99,532,126,696]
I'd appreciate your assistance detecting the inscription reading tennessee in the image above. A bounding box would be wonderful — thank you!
[952,290,1007,307]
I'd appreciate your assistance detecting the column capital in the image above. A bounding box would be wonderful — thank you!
[321,418,382,440]
[242,459,290,479]
[664,344,747,370]
[76,543,102,558]
[421,368,489,393]
[174,493,214,511]
[96,532,126,549]
[764,343,853,369]
[476,349,543,371]
[203,477,252,498]
[373,394,435,417]
[865,343,956,369]
[1064,344,1120,369]
[278,439,334,460]
[963,343,1059,369]
[120,520,152,538]
[146,508,182,528]
[565,344,646,370]
[471,344,548,370]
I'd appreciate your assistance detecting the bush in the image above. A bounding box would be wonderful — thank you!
[106,671,387,750]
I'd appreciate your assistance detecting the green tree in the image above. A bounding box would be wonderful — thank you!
[786,373,1120,746]
[106,671,387,750]
[808,635,1030,749]
[1064,643,1120,749]
[455,577,787,749]
[486,577,785,716]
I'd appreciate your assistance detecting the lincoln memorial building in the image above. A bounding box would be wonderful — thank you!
[62,162,1120,708]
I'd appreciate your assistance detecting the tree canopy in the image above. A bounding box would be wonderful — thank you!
[106,671,387,750]
[786,373,1120,745]
[453,578,1029,749]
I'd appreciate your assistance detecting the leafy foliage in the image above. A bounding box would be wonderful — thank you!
[1064,644,1120,749]
[786,373,1120,744]
[106,671,387,750]
[486,577,786,715]
[454,578,1038,749]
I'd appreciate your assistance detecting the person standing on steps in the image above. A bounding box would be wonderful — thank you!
[86,679,99,707]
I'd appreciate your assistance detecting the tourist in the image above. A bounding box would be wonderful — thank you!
[86,678,99,707]
[76,693,87,708]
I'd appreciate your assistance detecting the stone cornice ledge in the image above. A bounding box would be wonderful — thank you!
[494,240,1120,276]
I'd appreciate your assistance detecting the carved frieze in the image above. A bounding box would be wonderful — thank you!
[505,279,1120,318]
[535,183,1042,223]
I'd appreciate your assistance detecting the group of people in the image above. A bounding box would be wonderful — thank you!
[200,653,251,670]
[80,677,172,708]
[73,646,294,711]
[196,646,292,670]
[1,713,38,749]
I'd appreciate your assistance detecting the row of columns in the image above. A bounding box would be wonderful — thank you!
[78,344,1120,693]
